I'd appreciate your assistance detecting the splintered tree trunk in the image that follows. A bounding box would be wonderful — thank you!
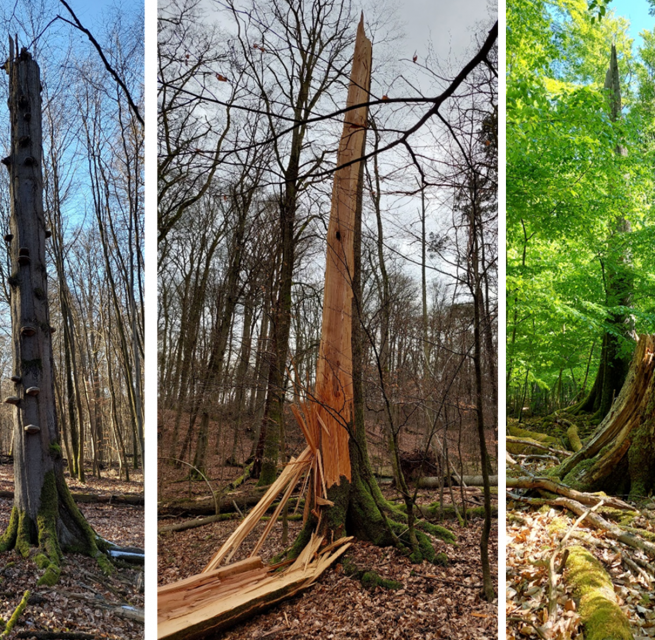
[571,45,634,421]
[0,44,111,584]
[292,18,449,561]
[556,335,655,500]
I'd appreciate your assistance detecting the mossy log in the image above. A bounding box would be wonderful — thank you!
[417,475,498,488]
[566,424,583,452]
[508,424,559,444]
[551,335,655,499]
[565,546,633,640]
[507,436,571,457]
[0,489,143,505]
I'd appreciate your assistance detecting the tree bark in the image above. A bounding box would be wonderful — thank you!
[0,44,112,585]
[570,45,634,421]
[554,335,655,499]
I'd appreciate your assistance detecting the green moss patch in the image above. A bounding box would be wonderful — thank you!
[416,520,457,544]
[342,557,402,590]
[565,546,633,640]
[0,590,29,638]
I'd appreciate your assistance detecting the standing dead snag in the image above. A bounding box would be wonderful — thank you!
[569,45,634,422]
[0,42,124,584]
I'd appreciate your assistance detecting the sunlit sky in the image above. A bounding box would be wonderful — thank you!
[611,0,654,50]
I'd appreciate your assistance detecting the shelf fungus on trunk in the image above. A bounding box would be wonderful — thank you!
[0,42,139,587]
[4,396,21,406]
[17,254,30,266]
[45,229,52,238]
[4,233,13,242]
[10,375,21,384]
[25,387,40,396]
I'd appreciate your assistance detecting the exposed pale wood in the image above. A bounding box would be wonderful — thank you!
[508,493,655,558]
[203,446,313,572]
[558,335,655,479]
[158,537,352,640]
[506,477,633,510]
[313,15,371,488]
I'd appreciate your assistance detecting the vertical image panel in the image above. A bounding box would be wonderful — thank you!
[506,1,655,639]
[0,1,145,637]
[157,0,499,638]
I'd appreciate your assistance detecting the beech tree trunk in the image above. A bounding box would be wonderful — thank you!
[555,335,655,500]
[570,45,634,421]
[0,44,111,585]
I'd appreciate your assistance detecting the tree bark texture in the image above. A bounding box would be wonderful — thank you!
[556,335,654,499]
[0,45,110,585]
[572,44,634,421]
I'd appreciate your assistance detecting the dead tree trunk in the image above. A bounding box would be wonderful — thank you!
[0,43,133,584]
[285,18,452,562]
[555,334,655,500]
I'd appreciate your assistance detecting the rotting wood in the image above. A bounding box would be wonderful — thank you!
[418,475,498,488]
[157,19,372,638]
[505,477,633,510]
[556,335,655,495]
[506,436,572,457]
[508,492,655,558]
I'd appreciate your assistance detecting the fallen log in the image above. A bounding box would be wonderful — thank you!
[0,489,143,506]
[508,492,655,558]
[158,514,238,535]
[158,490,267,517]
[565,546,633,640]
[418,475,498,488]
[506,437,571,458]
[506,477,633,510]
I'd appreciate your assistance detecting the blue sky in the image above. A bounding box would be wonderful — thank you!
[611,0,654,50]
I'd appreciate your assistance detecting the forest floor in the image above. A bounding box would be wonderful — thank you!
[159,471,498,638]
[158,410,498,639]
[506,417,655,640]
[0,463,144,640]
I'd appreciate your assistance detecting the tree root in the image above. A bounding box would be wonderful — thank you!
[341,556,403,590]
[0,590,29,638]
[508,492,655,558]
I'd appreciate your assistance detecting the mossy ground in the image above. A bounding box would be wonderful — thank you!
[342,556,403,590]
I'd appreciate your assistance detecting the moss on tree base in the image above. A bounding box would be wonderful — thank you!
[0,471,114,585]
